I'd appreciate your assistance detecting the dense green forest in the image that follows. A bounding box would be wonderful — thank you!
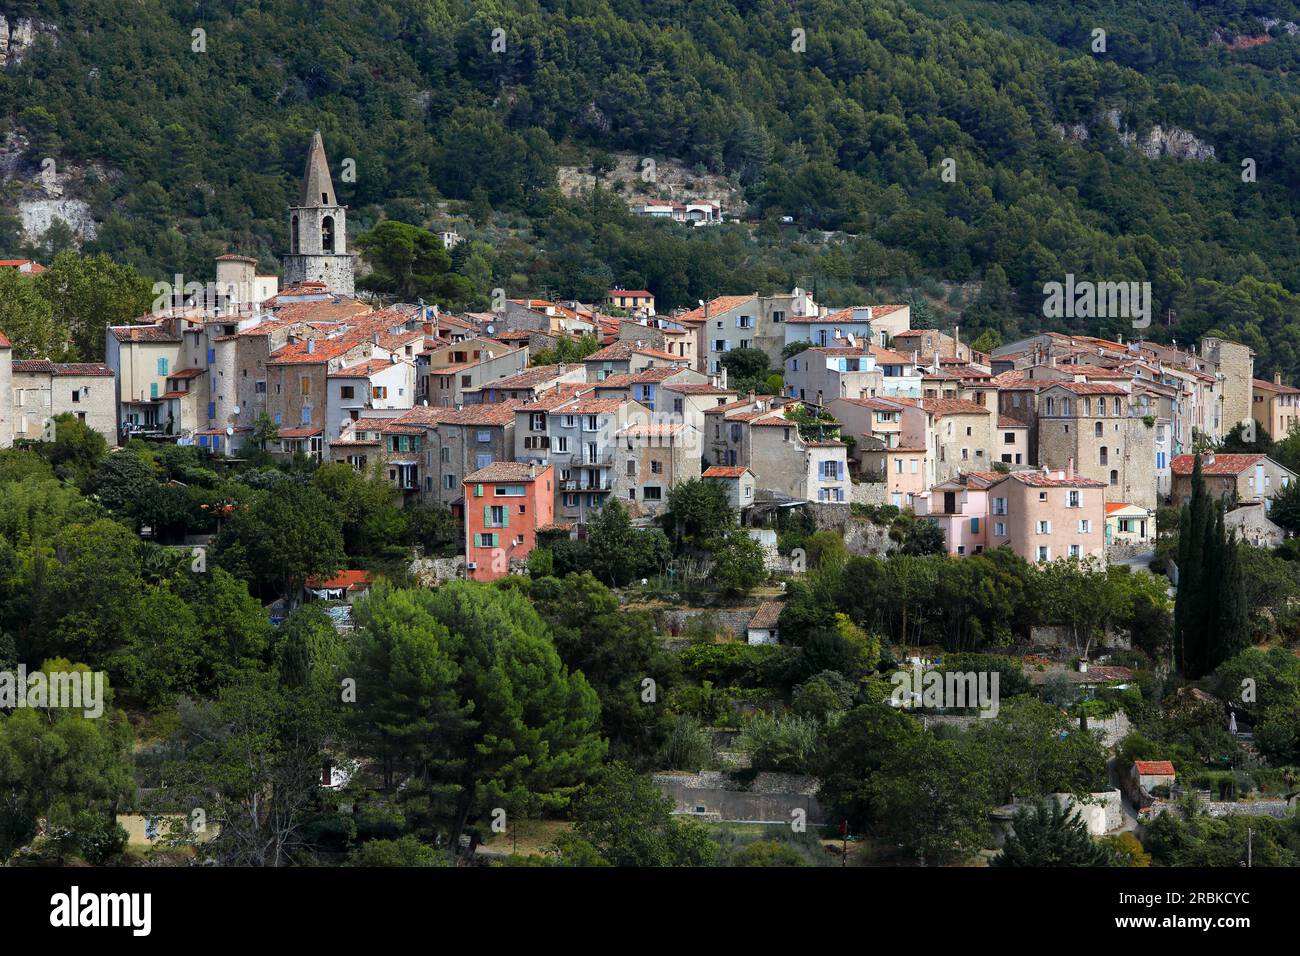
[4,0,1300,373]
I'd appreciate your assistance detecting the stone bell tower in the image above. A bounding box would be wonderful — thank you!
[281,130,354,295]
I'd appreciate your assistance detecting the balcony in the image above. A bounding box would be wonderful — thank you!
[562,479,612,492]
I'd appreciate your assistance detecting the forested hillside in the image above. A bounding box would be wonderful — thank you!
[4,0,1300,371]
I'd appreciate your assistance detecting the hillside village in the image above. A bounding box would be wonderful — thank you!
[3,132,1300,872]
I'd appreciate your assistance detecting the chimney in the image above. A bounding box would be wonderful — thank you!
[306,338,315,354]
[1275,371,1283,386]
[1067,458,1074,479]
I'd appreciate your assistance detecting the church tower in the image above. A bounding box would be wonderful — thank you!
[281,130,355,295]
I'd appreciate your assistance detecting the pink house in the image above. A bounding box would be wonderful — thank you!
[916,466,1107,563]
[913,471,1003,555]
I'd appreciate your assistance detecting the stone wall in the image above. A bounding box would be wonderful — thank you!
[652,770,826,825]
[849,480,888,507]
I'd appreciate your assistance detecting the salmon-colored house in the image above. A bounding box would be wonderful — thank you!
[463,462,554,581]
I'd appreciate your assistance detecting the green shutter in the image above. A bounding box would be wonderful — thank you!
[491,533,499,548]
[502,506,509,528]
[474,484,483,497]
[484,504,492,527]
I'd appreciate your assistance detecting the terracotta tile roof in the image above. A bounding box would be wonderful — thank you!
[704,399,758,416]
[920,398,992,418]
[665,383,734,396]
[703,466,751,478]
[559,397,627,414]
[1134,760,1175,776]
[834,396,904,411]
[1041,381,1129,396]
[276,426,324,439]
[749,601,784,630]
[617,423,686,438]
[607,289,653,298]
[814,304,908,324]
[1002,471,1106,489]
[109,323,182,344]
[480,365,574,390]
[392,406,456,426]
[1170,454,1264,477]
[350,418,423,434]
[434,401,524,426]
[674,295,755,326]
[998,416,1027,428]
[0,331,9,348]
[268,337,363,364]
[585,340,684,363]
[1253,378,1300,395]
[465,461,546,483]
[13,360,111,377]
[329,359,409,378]
[517,384,597,410]
[1106,502,1138,514]
[0,259,47,273]
[306,570,373,591]
[870,345,913,365]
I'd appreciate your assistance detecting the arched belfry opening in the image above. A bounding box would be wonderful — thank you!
[291,215,300,254]
[322,215,335,254]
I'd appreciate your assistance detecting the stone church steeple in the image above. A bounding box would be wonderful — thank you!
[281,130,354,295]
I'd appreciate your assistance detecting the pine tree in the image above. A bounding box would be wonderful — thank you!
[992,799,1112,867]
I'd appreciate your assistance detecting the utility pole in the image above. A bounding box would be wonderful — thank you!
[1247,827,1253,867]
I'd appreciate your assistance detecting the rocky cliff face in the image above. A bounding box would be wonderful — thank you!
[0,14,58,69]
[1052,109,1216,162]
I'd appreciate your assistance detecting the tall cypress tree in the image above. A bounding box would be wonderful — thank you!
[1214,530,1250,669]
[1173,454,1209,676]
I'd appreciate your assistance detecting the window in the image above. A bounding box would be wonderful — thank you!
[71,389,81,403]
[1094,421,1103,437]
[255,381,266,394]
[642,486,662,501]
[584,415,599,432]
[1036,520,1051,534]
[1069,544,1081,558]
[970,517,979,533]
[1099,446,1108,465]
[1110,469,1118,485]
[1037,546,1050,562]
[475,453,491,469]
[477,533,497,548]
[1067,490,1080,508]
[477,430,491,443]
[554,436,568,453]
[992,497,1007,515]
[340,385,355,400]
[1113,397,1122,415]
[1038,491,1047,502]
[994,521,1006,537]
[487,505,507,527]
[650,460,663,475]
[494,484,525,496]
[157,357,169,376]
[1004,431,1015,444]
[1078,519,1091,533]
[530,413,546,431]
[443,474,455,489]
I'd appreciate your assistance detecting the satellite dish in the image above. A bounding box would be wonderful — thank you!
[225,426,234,437]
[485,324,495,335]
[390,354,398,363]
[232,404,241,415]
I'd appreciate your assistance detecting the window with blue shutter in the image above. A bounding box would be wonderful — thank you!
[207,348,215,363]
[150,383,158,399]
[970,517,979,533]
[208,402,216,420]
[157,357,169,375]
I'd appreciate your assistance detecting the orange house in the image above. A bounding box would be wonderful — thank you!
[463,462,555,581]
